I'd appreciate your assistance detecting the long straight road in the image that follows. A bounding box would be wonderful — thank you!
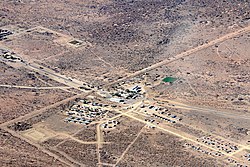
[108,24,250,86]
[1,126,74,167]
[120,111,243,159]
[0,84,70,90]
[0,93,89,128]
[25,62,90,92]
[154,98,250,120]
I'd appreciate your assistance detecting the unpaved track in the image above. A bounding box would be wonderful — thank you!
[25,62,89,93]
[0,92,92,166]
[154,98,250,120]
[107,25,250,86]
[56,132,110,145]
[114,126,145,166]
[0,84,70,90]
[0,92,92,128]
[96,124,102,167]
[112,108,246,162]
[49,147,85,167]
[0,83,75,95]
[1,127,74,167]
[120,112,244,162]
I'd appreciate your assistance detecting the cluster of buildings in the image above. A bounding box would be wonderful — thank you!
[157,110,182,121]
[144,118,159,129]
[0,29,13,41]
[0,48,21,62]
[109,85,144,103]
[184,143,222,157]
[64,99,111,125]
[243,153,250,161]
[198,136,239,154]
[139,104,182,125]
[65,116,92,125]
[152,113,176,123]
[79,99,110,108]
[227,158,248,167]
[101,120,119,129]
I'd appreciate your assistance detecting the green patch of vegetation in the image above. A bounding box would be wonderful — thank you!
[162,77,177,83]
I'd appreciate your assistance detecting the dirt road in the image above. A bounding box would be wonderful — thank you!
[154,98,250,120]
[1,127,74,167]
[0,84,70,90]
[108,24,250,86]
[0,92,92,128]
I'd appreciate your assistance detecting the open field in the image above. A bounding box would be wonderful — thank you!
[0,128,68,167]
[151,33,250,112]
[117,129,225,167]
[0,87,73,124]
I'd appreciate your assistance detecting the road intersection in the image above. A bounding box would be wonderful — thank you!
[1,24,250,166]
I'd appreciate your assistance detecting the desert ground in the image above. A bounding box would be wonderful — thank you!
[0,0,249,167]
